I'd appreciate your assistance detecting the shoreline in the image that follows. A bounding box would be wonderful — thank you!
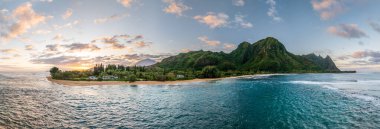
[46,73,353,86]
[47,75,251,86]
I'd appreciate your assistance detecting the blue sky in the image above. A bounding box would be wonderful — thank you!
[1,0,380,72]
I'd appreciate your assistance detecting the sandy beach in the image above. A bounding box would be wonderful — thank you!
[47,77,234,86]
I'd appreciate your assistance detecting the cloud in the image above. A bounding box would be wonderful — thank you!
[45,44,61,51]
[62,8,73,19]
[53,20,79,30]
[33,29,51,34]
[369,21,380,33]
[37,0,53,2]
[94,35,129,49]
[62,43,100,52]
[197,36,236,52]
[44,42,100,54]
[92,34,147,50]
[0,2,50,41]
[194,13,252,29]
[134,41,151,48]
[163,0,191,16]
[194,12,229,28]
[335,50,380,71]
[311,0,337,10]
[266,0,282,21]
[198,36,221,46]
[369,58,380,63]
[223,43,236,50]
[351,50,380,59]
[234,15,253,28]
[25,45,34,51]
[233,0,245,6]
[117,0,134,8]
[0,9,10,31]
[30,33,154,68]
[311,0,344,20]
[93,54,170,65]
[52,34,63,40]
[31,54,170,67]
[94,13,128,24]
[0,49,18,54]
[327,24,368,39]
[180,48,191,53]
[351,51,366,58]
[0,57,11,60]
[31,56,92,65]
[13,54,21,57]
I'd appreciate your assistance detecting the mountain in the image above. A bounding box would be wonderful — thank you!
[155,37,340,73]
[301,54,340,72]
[135,59,157,66]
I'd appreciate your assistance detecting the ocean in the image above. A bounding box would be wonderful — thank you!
[1,72,380,128]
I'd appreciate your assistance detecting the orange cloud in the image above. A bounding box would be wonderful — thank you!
[134,41,151,48]
[25,45,34,51]
[1,2,50,41]
[223,43,236,50]
[94,13,129,24]
[118,0,134,8]
[62,8,73,19]
[0,49,18,54]
[53,20,79,30]
[198,36,221,46]
[163,0,191,16]
[311,0,344,20]
[327,24,367,39]
[194,12,229,28]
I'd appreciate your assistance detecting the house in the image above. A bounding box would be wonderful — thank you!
[176,74,185,79]
[102,75,118,80]
[88,76,98,80]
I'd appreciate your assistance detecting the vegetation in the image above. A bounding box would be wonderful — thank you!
[156,37,341,73]
[50,37,349,82]
[201,66,220,78]
[50,63,251,81]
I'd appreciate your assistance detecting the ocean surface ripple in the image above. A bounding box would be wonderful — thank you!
[1,72,380,128]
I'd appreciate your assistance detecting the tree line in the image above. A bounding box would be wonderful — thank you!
[49,64,247,82]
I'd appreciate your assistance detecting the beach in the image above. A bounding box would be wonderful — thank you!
[47,77,230,86]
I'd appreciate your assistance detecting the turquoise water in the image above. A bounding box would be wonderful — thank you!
[1,72,380,128]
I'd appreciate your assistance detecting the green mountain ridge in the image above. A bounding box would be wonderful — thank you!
[155,37,341,73]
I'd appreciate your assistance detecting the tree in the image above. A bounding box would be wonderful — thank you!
[50,67,60,78]
[166,72,176,81]
[218,62,236,71]
[93,64,104,76]
[201,66,220,78]
[129,75,137,82]
[193,55,221,69]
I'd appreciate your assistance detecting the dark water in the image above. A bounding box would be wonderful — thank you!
[1,72,380,128]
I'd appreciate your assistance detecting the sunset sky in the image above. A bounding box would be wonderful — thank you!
[1,0,380,72]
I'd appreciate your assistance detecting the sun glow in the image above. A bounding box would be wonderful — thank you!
[65,64,93,71]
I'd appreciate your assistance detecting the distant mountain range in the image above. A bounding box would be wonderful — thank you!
[154,37,341,73]
[135,59,157,66]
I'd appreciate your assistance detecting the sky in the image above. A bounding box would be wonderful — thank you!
[1,0,380,72]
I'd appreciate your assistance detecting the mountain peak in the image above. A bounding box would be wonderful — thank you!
[135,59,157,66]
[236,41,250,48]
[265,36,278,40]
[253,36,287,54]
